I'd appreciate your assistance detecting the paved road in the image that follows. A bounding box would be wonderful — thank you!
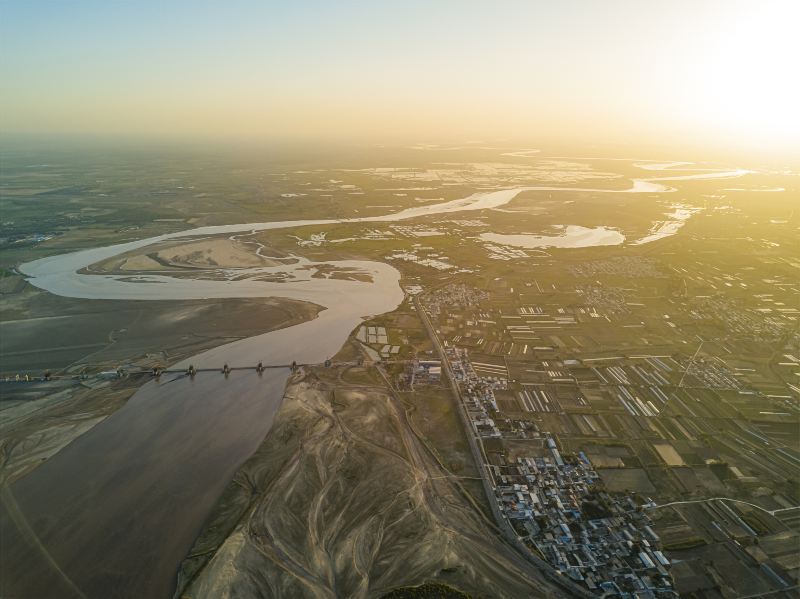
[413,297,591,599]
[650,497,800,516]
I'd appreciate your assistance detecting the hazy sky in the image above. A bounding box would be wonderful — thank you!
[1,0,798,154]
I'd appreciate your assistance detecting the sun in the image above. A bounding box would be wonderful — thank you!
[684,1,800,149]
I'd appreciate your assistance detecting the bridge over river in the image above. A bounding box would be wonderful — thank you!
[2,167,748,598]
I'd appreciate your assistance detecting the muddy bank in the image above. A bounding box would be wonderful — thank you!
[0,297,323,599]
[1,368,293,599]
[1,380,138,485]
[0,285,322,374]
[0,295,322,486]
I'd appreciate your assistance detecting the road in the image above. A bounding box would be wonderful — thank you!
[649,497,800,517]
[413,297,591,599]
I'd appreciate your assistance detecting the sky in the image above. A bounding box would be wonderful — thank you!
[1,0,798,156]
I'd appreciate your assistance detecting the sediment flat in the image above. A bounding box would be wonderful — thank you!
[175,368,561,599]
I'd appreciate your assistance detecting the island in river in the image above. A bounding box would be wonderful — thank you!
[2,144,786,598]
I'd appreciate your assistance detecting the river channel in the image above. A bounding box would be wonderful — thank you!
[1,169,745,598]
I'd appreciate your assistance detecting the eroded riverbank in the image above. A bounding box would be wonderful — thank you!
[1,293,405,598]
[2,163,752,598]
[174,367,560,599]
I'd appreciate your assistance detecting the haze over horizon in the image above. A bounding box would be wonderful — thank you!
[1,3,799,598]
[1,0,799,160]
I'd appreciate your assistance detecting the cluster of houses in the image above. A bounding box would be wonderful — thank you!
[399,359,443,390]
[496,444,676,597]
[446,346,508,438]
[446,345,677,597]
[421,283,489,318]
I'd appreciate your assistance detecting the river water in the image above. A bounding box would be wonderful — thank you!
[480,225,625,249]
[1,169,745,598]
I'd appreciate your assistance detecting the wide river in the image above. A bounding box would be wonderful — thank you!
[1,167,746,598]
